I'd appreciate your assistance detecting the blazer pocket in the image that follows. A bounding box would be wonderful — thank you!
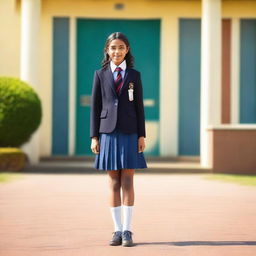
[100,109,108,119]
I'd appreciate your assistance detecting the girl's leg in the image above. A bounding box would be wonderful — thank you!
[121,169,135,234]
[107,170,122,206]
[121,169,135,206]
[107,170,122,233]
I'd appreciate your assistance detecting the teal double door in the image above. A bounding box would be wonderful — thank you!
[76,19,160,155]
[52,18,207,157]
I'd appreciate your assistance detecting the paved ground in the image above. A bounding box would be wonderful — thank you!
[0,172,256,256]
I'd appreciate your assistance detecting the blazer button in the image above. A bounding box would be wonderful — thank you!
[114,99,118,106]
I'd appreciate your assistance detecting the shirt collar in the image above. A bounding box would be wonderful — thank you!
[110,59,127,73]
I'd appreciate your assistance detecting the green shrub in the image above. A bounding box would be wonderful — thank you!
[0,77,42,147]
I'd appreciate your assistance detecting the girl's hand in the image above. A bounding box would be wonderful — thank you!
[138,137,145,153]
[91,137,100,154]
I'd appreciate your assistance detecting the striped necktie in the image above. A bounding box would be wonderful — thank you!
[114,67,123,94]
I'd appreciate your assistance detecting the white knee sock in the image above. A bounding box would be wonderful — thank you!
[110,206,123,232]
[122,205,133,231]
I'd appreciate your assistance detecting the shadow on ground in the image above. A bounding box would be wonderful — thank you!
[134,241,256,246]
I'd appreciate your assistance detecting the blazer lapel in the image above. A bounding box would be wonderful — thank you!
[105,64,117,97]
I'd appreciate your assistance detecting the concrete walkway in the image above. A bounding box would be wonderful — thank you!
[0,172,256,256]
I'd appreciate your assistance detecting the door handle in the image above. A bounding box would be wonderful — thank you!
[80,95,91,106]
[144,99,155,107]
[80,96,154,107]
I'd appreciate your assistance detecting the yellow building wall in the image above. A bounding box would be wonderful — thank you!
[1,0,256,157]
[39,0,256,157]
[40,0,201,156]
[0,0,20,77]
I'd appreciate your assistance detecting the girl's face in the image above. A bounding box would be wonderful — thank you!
[106,39,129,66]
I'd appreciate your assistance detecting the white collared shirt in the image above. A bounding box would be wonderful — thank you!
[110,59,126,80]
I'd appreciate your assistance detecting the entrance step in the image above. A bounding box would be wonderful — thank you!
[22,156,211,174]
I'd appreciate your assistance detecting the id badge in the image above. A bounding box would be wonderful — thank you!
[128,82,134,101]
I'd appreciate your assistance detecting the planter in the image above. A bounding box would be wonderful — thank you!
[0,148,28,172]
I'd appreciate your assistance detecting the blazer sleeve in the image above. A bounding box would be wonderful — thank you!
[90,70,102,138]
[135,71,146,138]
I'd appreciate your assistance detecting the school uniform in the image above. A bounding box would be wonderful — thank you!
[90,59,147,170]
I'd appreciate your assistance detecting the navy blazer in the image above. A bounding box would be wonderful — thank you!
[90,63,146,138]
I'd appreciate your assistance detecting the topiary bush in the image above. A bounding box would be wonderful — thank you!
[0,77,42,147]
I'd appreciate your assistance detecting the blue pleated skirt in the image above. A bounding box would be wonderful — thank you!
[94,129,147,171]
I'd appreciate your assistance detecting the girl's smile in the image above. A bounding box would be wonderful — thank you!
[107,39,129,66]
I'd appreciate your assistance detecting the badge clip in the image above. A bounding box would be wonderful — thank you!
[129,82,134,89]
[128,82,134,101]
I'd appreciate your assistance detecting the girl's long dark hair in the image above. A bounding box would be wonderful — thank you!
[101,32,134,69]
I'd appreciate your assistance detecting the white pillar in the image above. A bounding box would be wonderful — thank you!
[160,17,178,156]
[20,0,41,164]
[69,17,76,156]
[231,18,240,124]
[200,0,222,167]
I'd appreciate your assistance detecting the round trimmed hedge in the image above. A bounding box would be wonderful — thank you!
[0,77,42,147]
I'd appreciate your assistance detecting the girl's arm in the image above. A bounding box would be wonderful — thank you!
[90,70,102,139]
[91,137,100,154]
[138,136,145,153]
[135,71,146,138]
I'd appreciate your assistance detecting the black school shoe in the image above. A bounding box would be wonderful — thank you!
[109,231,122,246]
[122,230,134,247]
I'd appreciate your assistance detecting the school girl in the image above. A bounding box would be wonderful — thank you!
[90,32,147,247]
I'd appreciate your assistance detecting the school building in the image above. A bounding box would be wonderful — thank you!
[1,0,256,173]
